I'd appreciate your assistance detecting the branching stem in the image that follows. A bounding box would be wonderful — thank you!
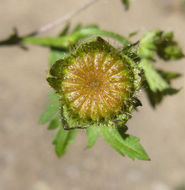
[31,0,99,36]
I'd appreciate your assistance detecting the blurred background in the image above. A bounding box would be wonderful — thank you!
[0,0,185,190]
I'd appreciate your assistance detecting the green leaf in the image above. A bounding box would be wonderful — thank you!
[138,31,159,59]
[86,126,99,148]
[144,70,181,108]
[49,24,71,67]
[140,59,169,92]
[175,182,185,190]
[156,32,184,60]
[53,125,77,157]
[121,0,130,10]
[59,23,70,36]
[72,23,83,33]
[0,28,28,49]
[46,77,62,92]
[128,30,139,38]
[157,70,182,83]
[0,28,19,45]
[48,116,60,130]
[145,83,180,108]
[139,30,183,106]
[39,91,59,124]
[100,127,149,160]
[139,30,184,60]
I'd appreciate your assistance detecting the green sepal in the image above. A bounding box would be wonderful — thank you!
[59,91,135,130]
[121,42,141,63]
[75,36,117,55]
[49,58,70,78]
[47,77,62,92]
[60,105,92,129]
[49,37,141,129]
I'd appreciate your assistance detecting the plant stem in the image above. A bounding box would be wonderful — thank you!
[30,0,99,36]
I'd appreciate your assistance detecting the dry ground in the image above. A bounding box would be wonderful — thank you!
[0,0,185,190]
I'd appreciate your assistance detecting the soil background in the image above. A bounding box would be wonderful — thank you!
[0,0,185,190]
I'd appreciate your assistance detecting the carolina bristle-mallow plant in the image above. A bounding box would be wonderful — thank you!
[0,0,184,160]
[47,36,141,130]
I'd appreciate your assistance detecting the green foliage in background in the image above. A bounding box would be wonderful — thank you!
[121,0,130,10]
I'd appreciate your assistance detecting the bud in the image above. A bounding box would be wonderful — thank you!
[47,37,141,129]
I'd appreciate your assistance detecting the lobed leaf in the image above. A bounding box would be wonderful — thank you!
[0,28,21,46]
[86,126,99,148]
[100,126,149,160]
[157,70,182,82]
[35,24,184,160]
[156,32,184,60]
[139,30,184,60]
[138,29,183,107]
[140,59,169,92]
[145,85,180,108]
[39,91,59,124]
[53,125,77,157]
[48,116,60,130]
[145,70,181,107]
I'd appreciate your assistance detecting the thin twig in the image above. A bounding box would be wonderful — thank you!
[31,0,99,36]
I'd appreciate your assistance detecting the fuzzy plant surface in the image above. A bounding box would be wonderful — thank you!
[0,1,184,161]
[36,24,183,160]
[47,37,141,129]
